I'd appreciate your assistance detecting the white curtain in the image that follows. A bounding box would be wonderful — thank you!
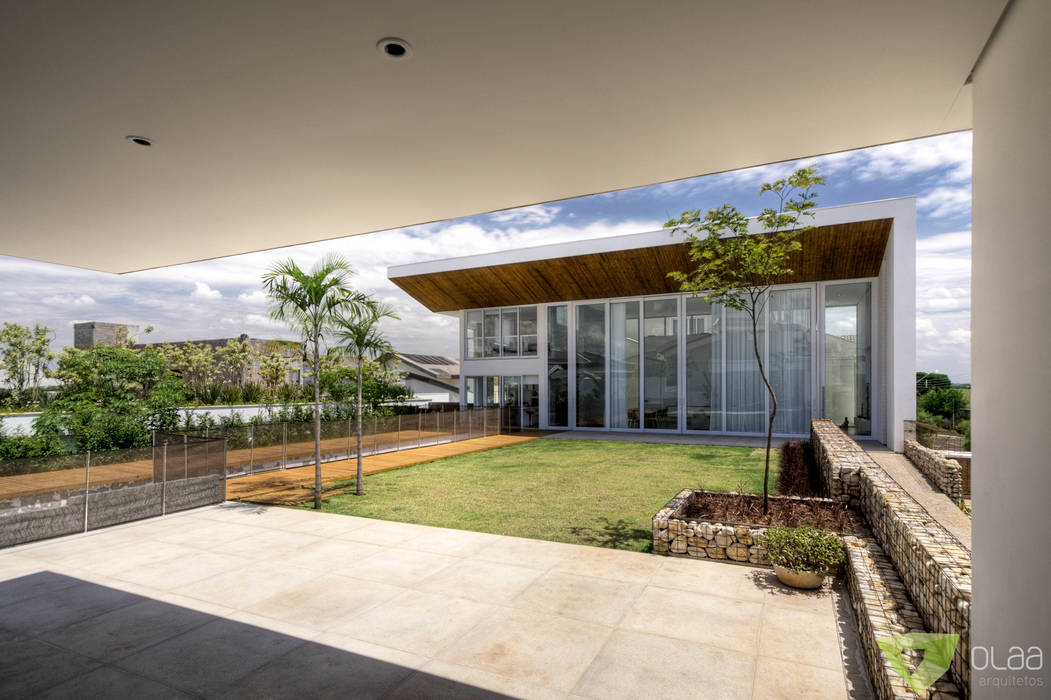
[770,289,812,434]
[725,305,765,432]
[610,302,639,428]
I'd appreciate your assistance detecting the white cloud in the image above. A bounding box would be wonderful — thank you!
[855,132,971,183]
[237,289,268,305]
[487,203,561,226]
[42,294,96,307]
[190,281,222,300]
[917,185,971,219]
[915,231,971,381]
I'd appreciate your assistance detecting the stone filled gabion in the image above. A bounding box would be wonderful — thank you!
[904,440,965,504]
[812,419,971,699]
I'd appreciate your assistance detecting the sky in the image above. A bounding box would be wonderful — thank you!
[0,132,972,382]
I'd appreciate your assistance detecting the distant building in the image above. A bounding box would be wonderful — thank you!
[73,322,139,349]
[395,353,460,403]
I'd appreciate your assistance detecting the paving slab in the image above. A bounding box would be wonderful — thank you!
[0,502,872,698]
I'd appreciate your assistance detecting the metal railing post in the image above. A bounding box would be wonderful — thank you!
[282,422,287,469]
[397,414,402,451]
[436,410,440,446]
[348,416,353,459]
[183,434,189,480]
[161,442,168,516]
[222,438,228,501]
[249,425,254,475]
[453,409,457,443]
[483,407,487,437]
[82,450,91,532]
[418,411,422,448]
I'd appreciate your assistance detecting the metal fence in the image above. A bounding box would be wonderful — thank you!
[185,406,503,477]
[0,435,226,549]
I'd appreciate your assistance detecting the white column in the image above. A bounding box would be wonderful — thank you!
[972,0,1051,695]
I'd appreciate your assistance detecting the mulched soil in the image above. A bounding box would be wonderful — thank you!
[680,491,863,534]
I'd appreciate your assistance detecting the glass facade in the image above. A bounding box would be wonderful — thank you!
[610,301,641,428]
[770,288,812,434]
[824,282,873,435]
[575,303,606,427]
[685,297,721,431]
[463,280,875,437]
[547,305,569,427]
[643,298,678,429]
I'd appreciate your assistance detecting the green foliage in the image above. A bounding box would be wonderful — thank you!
[216,338,256,386]
[0,322,55,406]
[0,417,64,460]
[665,167,824,513]
[761,526,845,573]
[258,352,293,395]
[916,372,951,395]
[158,341,219,402]
[918,387,968,420]
[240,382,263,404]
[35,345,185,451]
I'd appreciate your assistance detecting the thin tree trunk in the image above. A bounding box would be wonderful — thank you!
[313,345,322,510]
[356,356,364,496]
[751,310,777,514]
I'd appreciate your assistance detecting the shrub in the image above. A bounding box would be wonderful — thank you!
[240,382,263,404]
[761,526,845,573]
[778,440,813,496]
[918,387,968,420]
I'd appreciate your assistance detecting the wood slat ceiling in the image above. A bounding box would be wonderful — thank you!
[391,218,892,312]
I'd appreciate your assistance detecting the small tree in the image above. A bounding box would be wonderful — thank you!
[258,351,292,397]
[263,255,369,509]
[667,167,824,514]
[217,337,256,387]
[332,301,398,496]
[0,323,54,405]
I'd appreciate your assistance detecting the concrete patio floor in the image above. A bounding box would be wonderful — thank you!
[0,504,873,699]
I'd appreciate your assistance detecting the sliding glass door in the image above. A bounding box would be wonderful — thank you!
[643,298,678,429]
[685,297,721,431]
[547,305,569,427]
[823,282,873,435]
[770,288,812,434]
[575,303,606,427]
[610,301,641,428]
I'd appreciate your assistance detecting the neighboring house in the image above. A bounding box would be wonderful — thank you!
[73,321,140,349]
[395,353,460,403]
[388,198,915,450]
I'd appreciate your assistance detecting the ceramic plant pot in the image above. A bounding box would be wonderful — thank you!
[773,564,825,589]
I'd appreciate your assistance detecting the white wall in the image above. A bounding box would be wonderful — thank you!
[972,0,1051,695]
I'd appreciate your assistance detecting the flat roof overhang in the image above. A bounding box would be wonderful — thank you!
[0,1,1003,273]
[389,217,891,312]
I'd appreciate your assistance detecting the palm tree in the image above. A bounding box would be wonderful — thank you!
[262,255,367,509]
[332,301,398,496]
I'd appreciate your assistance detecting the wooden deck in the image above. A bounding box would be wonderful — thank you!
[226,434,541,505]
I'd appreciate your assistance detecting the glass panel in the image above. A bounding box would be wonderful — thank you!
[465,376,483,407]
[547,306,569,427]
[483,309,500,357]
[575,303,606,427]
[486,376,500,408]
[824,282,872,435]
[770,289,812,434]
[519,306,538,355]
[465,311,483,359]
[685,297,721,431]
[643,298,678,429]
[522,380,539,429]
[610,301,641,429]
[502,376,521,431]
[725,305,765,432]
[501,308,519,356]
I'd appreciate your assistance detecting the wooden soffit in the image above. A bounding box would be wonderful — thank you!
[391,218,892,312]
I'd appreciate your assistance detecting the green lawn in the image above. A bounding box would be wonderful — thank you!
[309,438,778,552]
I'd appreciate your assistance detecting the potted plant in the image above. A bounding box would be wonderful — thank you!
[761,526,845,589]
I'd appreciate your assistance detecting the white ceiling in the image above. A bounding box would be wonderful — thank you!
[0,1,1004,274]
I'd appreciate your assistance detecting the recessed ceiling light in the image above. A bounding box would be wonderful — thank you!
[126,135,153,147]
[377,37,413,60]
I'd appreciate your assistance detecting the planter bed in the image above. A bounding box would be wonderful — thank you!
[652,488,861,565]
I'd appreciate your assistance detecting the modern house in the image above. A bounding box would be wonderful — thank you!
[390,198,915,450]
[394,352,460,404]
